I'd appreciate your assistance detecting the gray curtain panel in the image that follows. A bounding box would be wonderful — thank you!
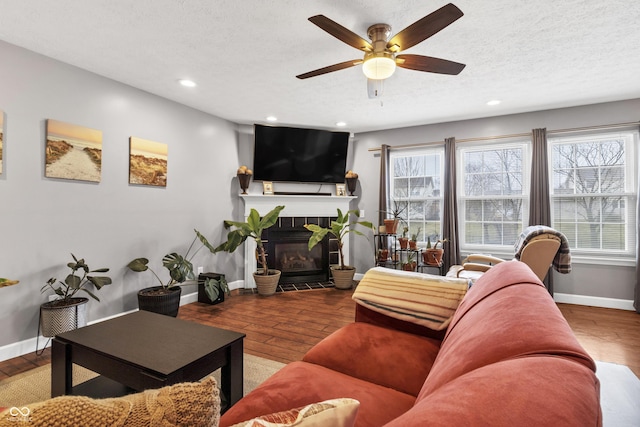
[442,137,461,271]
[529,128,553,294]
[378,144,390,228]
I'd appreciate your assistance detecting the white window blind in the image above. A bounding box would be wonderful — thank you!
[457,141,530,250]
[389,147,444,243]
[549,129,638,258]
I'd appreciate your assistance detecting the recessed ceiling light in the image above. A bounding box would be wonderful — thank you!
[178,79,196,87]
[336,121,347,127]
[486,100,501,106]
[266,116,278,122]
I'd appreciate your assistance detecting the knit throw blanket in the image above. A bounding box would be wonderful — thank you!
[514,225,572,274]
[353,267,469,331]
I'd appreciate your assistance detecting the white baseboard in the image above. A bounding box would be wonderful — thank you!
[554,293,635,311]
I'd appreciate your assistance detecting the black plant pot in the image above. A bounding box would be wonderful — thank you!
[137,286,182,317]
[197,273,225,305]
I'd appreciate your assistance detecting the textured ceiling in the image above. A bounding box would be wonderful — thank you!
[0,0,639,134]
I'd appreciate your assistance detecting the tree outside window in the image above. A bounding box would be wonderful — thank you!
[458,143,528,249]
[390,148,443,243]
[550,131,637,256]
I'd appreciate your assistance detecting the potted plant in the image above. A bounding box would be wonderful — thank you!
[380,199,405,235]
[402,251,417,271]
[304,209,374,290]
[424,237,447,266]
[197,272,230,305]
[39,254,112,339]
[398,226,409,249]
[377,248,389,262]
[127,229,216,316]
[409,227,421,250]
[213,205,285,296]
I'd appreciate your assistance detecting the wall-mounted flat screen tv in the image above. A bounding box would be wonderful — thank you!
[253,124,349,183]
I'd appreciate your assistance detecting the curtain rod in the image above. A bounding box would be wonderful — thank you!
[367,120,640,152]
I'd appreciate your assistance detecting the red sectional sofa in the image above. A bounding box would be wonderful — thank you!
[221,261,602,427]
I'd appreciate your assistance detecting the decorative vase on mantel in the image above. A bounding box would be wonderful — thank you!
[237,165,253,195]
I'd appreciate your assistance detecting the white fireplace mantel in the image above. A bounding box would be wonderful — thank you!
[240,194,357,288]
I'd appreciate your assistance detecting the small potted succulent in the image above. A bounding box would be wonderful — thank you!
[398,226,409,249]
[39,254,112,338]
[402,251,417,271]
[409,227,421,250]
[305,209,374,290]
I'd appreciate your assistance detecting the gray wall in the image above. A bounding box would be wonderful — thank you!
[0,40,243,349]
[0,38,636,355]
[350,99,640,301]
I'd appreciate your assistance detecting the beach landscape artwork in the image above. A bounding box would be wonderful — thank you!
[129,137,168,187]
[45,119,103,182]
[0,110,4,175]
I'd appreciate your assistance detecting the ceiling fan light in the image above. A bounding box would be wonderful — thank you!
[362,56,396,80]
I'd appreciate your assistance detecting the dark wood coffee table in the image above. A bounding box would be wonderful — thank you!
[51,310,245,412]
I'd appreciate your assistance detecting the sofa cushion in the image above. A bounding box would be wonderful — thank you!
[229,398,359,427]
[303,322,441,396]
[220,361,415,427]
[417,261,595,400]
[385,357,601,427]
[0,376,219,427]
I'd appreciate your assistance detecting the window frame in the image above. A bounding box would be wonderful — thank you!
[388,146,445,244]
[548,129,638,262]
[456,140,531,254]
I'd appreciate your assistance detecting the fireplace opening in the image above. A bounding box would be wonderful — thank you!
[264,218,330,284]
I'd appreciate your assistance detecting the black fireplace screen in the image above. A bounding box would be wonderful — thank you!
[276,242,321,273]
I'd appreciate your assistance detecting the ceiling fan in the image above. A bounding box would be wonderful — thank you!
[296,3,466,96]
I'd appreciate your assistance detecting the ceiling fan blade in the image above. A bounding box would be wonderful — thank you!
[387,3,463,52]
[396,54,466,75]
[296,59,363,79]
[308,15,373,52]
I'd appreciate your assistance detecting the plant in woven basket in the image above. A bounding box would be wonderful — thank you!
[41,253,112,304]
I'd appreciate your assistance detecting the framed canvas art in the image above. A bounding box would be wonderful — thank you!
[129,137,168,187]
[45,119,103,182]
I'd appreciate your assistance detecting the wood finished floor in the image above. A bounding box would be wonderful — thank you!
[1,289,638,381]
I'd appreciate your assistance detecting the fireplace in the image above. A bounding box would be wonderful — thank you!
[240,194,355,289]
[264,217,331,284]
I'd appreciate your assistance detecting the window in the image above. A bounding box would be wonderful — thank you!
[389,148,444,243]
[549,130,637,258]
[457,141,530,250]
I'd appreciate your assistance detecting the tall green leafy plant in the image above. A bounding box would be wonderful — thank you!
[213,205,285,276]
[128,229,216,289]
[304,209,374,270]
